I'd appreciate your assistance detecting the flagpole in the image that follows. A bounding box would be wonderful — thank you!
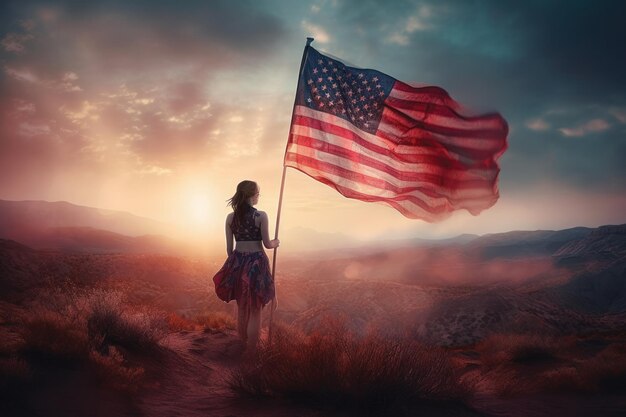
[268,37,314,345]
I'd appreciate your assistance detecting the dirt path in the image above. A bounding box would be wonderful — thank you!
[135,329,329,417]
[133,329,626,417]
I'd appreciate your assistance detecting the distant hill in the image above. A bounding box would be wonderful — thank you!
[545,224,626,313]
[0,199,180,238]
[6,226,191,256]
[286,223,626,287]
[0,199,215,256]
[465,226,594,260]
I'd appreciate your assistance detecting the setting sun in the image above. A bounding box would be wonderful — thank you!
[188,193,212,225]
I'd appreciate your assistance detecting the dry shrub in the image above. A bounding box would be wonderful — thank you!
[18,307,90,360]
[576,343,626,392]
[87,346,145,393]
[166,312,197,331]
[87,293,167,354]
[476,332,573,368]
[196,311,236,331]
[497,344,626,396]
[229,316,468,411]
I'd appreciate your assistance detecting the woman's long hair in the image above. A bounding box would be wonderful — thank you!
[226,180,258,229]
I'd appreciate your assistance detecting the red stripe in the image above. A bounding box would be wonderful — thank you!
[381,104,508,140]
[386,96,506,130]
[284,151,499,207]
[376,122,505,163]
[305,173,450,221]
[293,114,498,167]
[289,133,498,188]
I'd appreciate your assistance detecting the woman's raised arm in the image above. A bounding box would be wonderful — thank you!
[260,211,279,249]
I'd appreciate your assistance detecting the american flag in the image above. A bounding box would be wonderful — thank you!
[284,45,509,222]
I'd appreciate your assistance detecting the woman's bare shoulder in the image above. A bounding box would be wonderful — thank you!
[226,212,234,221]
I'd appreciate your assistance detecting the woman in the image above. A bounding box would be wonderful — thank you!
[212,180,279,354]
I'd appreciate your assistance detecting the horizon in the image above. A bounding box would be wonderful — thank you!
[1,196,622,257]
[1,1,625,251]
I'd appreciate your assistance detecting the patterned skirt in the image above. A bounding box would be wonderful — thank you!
[212,250,275,310]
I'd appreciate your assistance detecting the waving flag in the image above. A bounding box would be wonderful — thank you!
[283,44,509,222]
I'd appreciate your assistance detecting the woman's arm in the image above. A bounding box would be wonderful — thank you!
[225,213,234,256]
[260,211,280,249]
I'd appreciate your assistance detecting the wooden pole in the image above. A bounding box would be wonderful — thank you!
[268,37,314,344]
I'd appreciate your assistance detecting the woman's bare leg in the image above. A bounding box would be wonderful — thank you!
[237,301,248,345]
[246,305,262,353]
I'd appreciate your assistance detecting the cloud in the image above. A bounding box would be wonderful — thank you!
[1,32,33,52]
[302,20,330,43]
[559,119,611,137]
[525,118,550,131]
[385,4,436,45]
[609,107,626,124]
[18,121,50,137]
[1,0,288,80]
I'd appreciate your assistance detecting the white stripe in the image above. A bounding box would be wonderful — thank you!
[294,105,395,150]
[284,156,496,219]
[387,89,505,131]
[285,143,497,201]
[379,112,505,152]
[290,124,495,179]
[295,105,499,161]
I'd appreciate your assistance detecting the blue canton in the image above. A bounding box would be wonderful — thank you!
[296,47,395,134]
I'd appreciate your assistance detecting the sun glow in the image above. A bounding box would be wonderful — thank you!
[188,193,212,225]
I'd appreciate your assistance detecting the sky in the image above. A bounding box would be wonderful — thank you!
[1,0,625,251]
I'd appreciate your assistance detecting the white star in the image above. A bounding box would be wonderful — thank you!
[307,97,312,103]
[322,67,328,73]
[373,77,378,82]
[313,68,318,74]
[318,59,323,64]
[358,73,364,78]
[307,79,313,85]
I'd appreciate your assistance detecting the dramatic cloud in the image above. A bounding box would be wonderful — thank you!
[0,0,624,245]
